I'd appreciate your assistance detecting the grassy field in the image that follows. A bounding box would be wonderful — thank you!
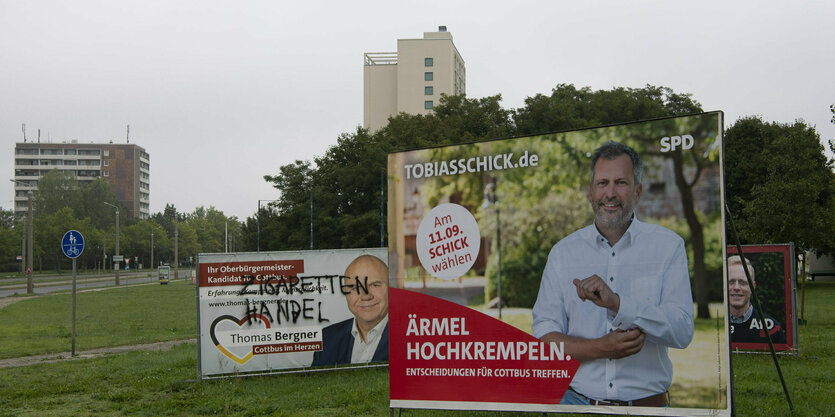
[0,280,831,416]
[0,281,195,359]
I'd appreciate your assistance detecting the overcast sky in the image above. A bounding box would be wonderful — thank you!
[2,1,833,220]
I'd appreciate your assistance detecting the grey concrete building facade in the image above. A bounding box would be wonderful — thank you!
[13,142,150,219]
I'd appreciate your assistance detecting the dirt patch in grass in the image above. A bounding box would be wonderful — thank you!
[0,339,195,369]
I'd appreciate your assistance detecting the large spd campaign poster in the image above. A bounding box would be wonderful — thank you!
[197,248,388,379]
[387,112,732,415]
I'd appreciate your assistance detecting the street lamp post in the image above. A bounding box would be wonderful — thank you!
[310,186,313,250]
[150,230,154,270]
[174,218,178,280]
[483,179,502,320]
[19,215,25,276]
[10,179,34,294]
[25,191,33,293]
[103,202,120,286]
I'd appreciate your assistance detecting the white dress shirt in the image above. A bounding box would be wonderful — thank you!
[350,315,388,364]
[532,217,694,401]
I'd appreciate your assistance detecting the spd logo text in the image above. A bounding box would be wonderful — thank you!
[660,135,694,152]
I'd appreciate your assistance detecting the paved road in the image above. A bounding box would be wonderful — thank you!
[0,269,194,298]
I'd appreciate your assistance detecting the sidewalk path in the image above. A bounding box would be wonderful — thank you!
[0,339,195,368]
[0,280,160,310]
[0,296,24,310]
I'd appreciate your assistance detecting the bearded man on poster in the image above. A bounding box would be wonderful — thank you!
[532,141,694,407]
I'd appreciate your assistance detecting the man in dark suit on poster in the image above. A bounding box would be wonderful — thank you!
[312,255,389,366]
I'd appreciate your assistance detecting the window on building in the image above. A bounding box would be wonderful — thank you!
[103,170,109,177]
[649,182,666,194]
[424,100,434,110]
[103,160,109,167]
[103,150,109,157]
[425,72,433,81]
[425,57,434,67]
[425,86,433,95]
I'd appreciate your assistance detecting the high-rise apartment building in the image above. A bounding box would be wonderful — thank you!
[13,142,150,219]
[364,26,466,131]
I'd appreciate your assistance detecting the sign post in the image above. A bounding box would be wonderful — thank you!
[62,230,84,356]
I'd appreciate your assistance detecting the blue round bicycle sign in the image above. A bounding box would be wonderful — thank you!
[62,230,84,259]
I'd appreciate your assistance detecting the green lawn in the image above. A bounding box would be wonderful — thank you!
[0,281,195,359]
[0,280,832,416]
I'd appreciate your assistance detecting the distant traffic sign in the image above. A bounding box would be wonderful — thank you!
[113,255,124,262]
[61,230,84,259]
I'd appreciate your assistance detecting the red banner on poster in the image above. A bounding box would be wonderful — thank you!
[198,260,305,287]
[389,288,579,404]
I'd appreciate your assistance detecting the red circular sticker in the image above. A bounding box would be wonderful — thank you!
[416,203,481,280]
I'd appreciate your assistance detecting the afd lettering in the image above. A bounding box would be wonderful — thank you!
[659,135,694,152]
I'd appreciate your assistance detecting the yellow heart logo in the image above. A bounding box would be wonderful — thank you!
[209,313,271,365]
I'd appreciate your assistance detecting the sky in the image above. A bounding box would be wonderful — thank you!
[2,0,833,220]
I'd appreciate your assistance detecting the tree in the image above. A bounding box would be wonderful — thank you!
[725,117,835,255]
[263,161,315,250]
[32,171,122,233]
[258,94,515,251]
[150,204,179,236]
[0,208,20,272]
[185,206,240,253]
[513,85,698,135]
[81,178,121,230]
[33,170,83,216]
[379,94,514,152]
[257,86,722,316]
[0,208,17,229]
[176,221,199,266]
[313,129,388,249]
[122,220,157,268]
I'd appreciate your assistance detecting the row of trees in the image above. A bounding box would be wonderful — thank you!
[0,171,243,273]
[249,84,835,318]
[3,84,832,317]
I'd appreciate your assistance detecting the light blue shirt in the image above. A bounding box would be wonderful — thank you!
[532,217,694,401]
